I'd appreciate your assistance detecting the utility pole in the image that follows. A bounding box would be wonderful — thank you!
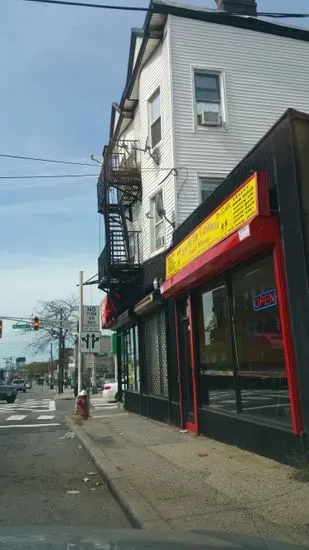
[78,271,83,393]
[58,306,64,394]
[50,342,54,389]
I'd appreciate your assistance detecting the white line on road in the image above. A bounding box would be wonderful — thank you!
[92,413,128,419]
[6,415,27,421]
[37,415,55,420]
[49,400,56,411]
[0,423,60,429]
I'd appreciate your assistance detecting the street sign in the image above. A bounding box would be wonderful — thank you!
[80,331,101,353]
[13,323,31,329]
[82,306,100,331]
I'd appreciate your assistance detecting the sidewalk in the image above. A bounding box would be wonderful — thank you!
[66,403,309,546]
[54,388,75,401]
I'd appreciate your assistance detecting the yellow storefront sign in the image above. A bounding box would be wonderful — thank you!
[166,175,258,279]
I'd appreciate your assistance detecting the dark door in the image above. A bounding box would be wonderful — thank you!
[177,297,198,431]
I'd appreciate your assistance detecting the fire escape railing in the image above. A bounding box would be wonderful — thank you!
[97,140,142,290]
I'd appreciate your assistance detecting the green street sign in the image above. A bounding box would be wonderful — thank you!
[13,323,32,329]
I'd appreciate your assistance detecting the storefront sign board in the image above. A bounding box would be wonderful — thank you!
[166,173,268,279]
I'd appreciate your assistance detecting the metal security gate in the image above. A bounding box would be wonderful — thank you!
[143,309,168,398]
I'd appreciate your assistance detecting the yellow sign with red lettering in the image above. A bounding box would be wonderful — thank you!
[166,175,258,279]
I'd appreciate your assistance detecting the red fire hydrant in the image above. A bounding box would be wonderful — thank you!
[76,390,89,420]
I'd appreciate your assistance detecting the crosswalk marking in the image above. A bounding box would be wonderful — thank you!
[6,415,27,421]
[0,398,56,414]
[37,415,55,420]
[0,423,60,429]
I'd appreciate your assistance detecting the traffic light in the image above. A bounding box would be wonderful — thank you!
[33,317,40,331]
[0,320,2,338]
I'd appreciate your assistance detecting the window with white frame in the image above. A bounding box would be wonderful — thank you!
[194,72,222,126]
[150,191,165,252]
[199,177,223,203]
[149,89,161,148]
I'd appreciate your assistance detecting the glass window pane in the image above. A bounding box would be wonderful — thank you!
[196,284,236,412]
[232,256,291,426]
[150,92,160,122]
[200,178,222,203]
[196,88,220,102]
[134,326,140,391]
[195,73,219,91]
[151,117,161,147]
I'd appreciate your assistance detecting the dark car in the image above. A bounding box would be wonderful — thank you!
[0,380,17,403]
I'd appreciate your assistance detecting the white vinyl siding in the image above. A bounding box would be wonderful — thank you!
[170,15,309,225]
[137,21,175,261]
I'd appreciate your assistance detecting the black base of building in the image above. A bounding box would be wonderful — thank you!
[198,408,308,466]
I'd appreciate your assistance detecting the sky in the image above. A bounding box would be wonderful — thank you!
[0,0,308,364]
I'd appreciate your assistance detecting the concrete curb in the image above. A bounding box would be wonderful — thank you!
[66,416,169,531]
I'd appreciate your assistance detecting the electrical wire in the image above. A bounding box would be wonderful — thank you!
[0,152,98,167]
[23,0,309,18]
[24,0,149,11]
[0,173,98,180]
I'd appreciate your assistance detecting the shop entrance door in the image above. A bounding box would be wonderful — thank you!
[176,297,198,432]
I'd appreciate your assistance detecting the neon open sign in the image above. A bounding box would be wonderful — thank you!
[252,289,277,312]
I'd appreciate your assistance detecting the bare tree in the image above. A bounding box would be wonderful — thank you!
[26,296,78,355]
[25,296,78,393]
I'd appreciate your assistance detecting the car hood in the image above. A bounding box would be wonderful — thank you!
[0,528,307,549]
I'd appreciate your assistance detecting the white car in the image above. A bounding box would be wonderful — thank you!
[11,378,26,392]
[102,379,118,401]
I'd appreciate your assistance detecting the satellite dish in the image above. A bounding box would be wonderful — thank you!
[155,193,165,218]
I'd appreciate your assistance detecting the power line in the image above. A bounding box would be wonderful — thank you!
[0,152,98,167]
[23,0,309,18]
[0,173,98,180]
[24,0,149,11]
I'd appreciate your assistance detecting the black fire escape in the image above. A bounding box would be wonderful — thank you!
[97,140,142,294]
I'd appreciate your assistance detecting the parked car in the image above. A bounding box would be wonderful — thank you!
[102,379,118,401]
[0,380,17,403]
[11,378,26,392]
[26,380,32,390]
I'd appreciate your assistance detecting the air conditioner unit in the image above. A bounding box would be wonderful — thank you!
[200,110,221,126]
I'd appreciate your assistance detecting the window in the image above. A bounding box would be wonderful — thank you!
[143,310,168,398]
[150,191,165,252]
[149,89,161,148]
[199,177,223,203]
[194,72,222,126]
[122,326,140,392]
[232,256,291,426]
[196,284,235,412]
[193,255,292,427]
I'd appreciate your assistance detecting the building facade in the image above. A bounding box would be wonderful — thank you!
[97,0,309,460]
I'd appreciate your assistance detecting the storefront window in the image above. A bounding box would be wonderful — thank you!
[124,326,140,392]
[232,256,291,426]
[196,283,236,412]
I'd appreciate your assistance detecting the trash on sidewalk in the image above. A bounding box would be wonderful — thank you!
[95,481,101,487]
[198,453,208,457]
[179,429,188,434]
[59,431,75,440]
[90,488,96,491]
[66,490,80,495]
[119,432,125,436]
[83,477,89,482]
[86,472,96,476]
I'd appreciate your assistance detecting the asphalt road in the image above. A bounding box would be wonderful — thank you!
[0,385,131,529]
